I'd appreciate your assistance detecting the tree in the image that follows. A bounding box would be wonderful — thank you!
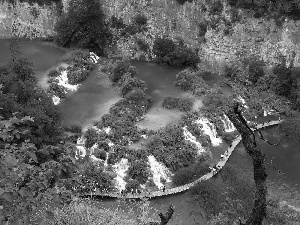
[54,0,111,55]
[224,102,267,225]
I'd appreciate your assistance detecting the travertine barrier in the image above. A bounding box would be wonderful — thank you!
[82,120,282,199]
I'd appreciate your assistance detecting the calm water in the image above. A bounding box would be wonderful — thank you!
[0,39,66,87]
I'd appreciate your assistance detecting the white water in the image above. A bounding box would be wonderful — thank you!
[148,155,173,190]
[221,114,235,132]
[195,118,222,146]
[182,126,206,155]
[237,96,249,109]
[112,158,129,191]
[52,95,60,105]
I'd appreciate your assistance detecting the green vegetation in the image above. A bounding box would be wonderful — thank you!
[162,96,193,112]
[145,124,208,172]
[54,0,111,55]
[172,161,210,186]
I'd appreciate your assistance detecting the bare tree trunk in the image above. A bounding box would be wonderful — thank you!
[147,204,174,225]
[225,102,267,225]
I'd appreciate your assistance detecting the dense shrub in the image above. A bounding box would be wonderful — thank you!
[152,37,176,58]
[93,148,107,160]
[190,178,226,218]
[173,161,210,186]
[177,98,193,111]
[54,0,110,55]
[198,21,208,37]
[63,124,82,133]
[0,58,63,146]
[133,14,148,27]
[120,77,146,96]
[164,46,200,67]
[136,38,149,52]
[246,57,265,83]
[124,88,151,103]
[146,125,198,172]
[162,97,193,111]
[48,82,67,98]
[162,97,179,109]
[109,60,130,83]
[84,128,98,148]
[125,179,141,193]
[110,15,125,29]
[47,67,61,77]
[127,160,150,184]
[175,69,208,93]
[67,67,89,84]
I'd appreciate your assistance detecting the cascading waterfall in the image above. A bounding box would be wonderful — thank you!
[113,158,129,191]
[182,126,206,154]
[195,118,222,146]
[148,155,173,190]
[221,114,236,132]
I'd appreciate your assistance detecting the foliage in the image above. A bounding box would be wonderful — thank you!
[93,148,107,160]
[54,0,110,55]
[109,60,130,84]
[127,160,150,184]
[47,67,61,77]
[48,82,67,98]
[50,198,139,225]
[146,125,198,172]
[172,161,210,186]
[67,67,89,85]
[0,58,63,147]
[152,37,176,58]
[125,179,140,193]
[133,14,148,27]
[0,115,78,225]
[278,116,300,143]
[109,15,126,29]
[83,128,98,148]
[163,46,200,67]
[162,97,193,112]
[174,69,210,95]
[136,38,149,52]
[120,77,146,96]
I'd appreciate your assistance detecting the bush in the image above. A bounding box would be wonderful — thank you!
[47,67,61,77]
[67,67,89,84]
[247,57,265,83]
[84,128,98,148]
[64,124,82,133]
[133,14,148,27]
[54,0,110,55]
[48,82,67,98]
[162,97,179,109]
[177,98,193,111]
[93,148,107,160]
[109,60,130,84]
[120,77,146,96]
[125,179,141,193]
[152,37,176,58]
[110,15,125,29]
[164,46,200,67]
[127,160,150,184]
[136,38,149,52]
[198,21,208,37]
[173,161,210,186]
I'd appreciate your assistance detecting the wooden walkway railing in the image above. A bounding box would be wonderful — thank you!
[81,120,282,199]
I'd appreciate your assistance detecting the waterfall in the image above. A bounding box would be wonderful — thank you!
[112,158,129,191]
[182,126,206,155]
[237,96,249,109]
[148,155,173,190]
[195,118,222,146]
[52,95,60,105]
[221,114,236,132]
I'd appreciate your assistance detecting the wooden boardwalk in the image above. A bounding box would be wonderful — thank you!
[81,120,282,199]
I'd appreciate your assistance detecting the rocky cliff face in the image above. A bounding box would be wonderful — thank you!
[200,18,300,71]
